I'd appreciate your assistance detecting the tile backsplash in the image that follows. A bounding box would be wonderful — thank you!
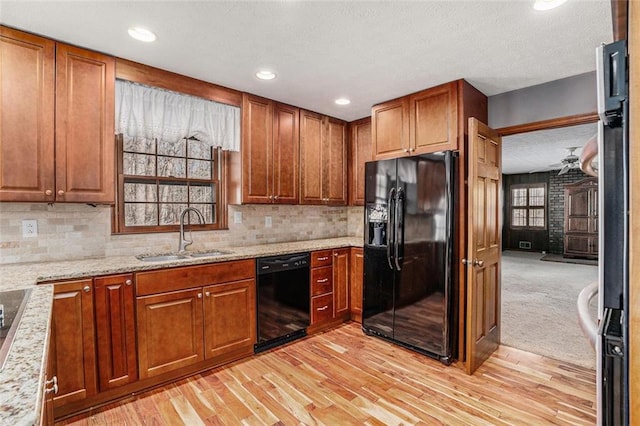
[0,203,364,265]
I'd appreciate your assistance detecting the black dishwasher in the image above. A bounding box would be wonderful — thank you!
[255,252,310,353]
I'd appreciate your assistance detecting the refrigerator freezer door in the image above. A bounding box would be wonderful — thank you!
[393,153,454,358]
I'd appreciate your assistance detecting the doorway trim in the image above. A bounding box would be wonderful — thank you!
[497,112,599,136]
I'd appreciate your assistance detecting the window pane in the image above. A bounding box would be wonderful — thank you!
[188,159,212,180]
[529,208,545,227]
[512,188,527,206]
[512,208,527,227]
[157,138,186,157]
[124,183,157,202]
[191,204,215,224]
[188,140,211,160]
[529,187,545,206]
[124,153,156,176]
[123,136,155,154]
[159,183,188,203]
[157,156,186,178]
[159,203,188,225]
[189,184,214,203]
[124,203,158,226]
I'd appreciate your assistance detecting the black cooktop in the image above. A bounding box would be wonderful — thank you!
[0,289,31,369]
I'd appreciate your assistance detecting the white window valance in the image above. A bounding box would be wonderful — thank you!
[115,79,240,151]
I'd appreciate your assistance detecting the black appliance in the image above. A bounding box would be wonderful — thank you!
[255,252,310,353]
[597,39,629,426]
[362,151,455,364]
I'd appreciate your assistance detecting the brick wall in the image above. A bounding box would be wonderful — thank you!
[548,168,592,254]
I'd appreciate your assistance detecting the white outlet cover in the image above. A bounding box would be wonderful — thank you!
[22,219,38,237]
[234,211,242,224]
[265,216,272,228]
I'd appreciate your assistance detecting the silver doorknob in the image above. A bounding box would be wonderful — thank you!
[462,258,484,267]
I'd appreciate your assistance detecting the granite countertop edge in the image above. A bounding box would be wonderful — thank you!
[0,236,363,424]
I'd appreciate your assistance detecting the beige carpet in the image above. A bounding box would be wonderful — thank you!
[501,250,598,369]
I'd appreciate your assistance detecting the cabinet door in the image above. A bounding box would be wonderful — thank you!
[372,97,409,159]
[333,248,350,318]
[136,288,204,379]
[55,43,115,203]
[51,279,97,408]
[273,103,299,204]
[349,118,372,206]
[566,187,591,232]
[203,279,256,360]
[94,274,137,391]
[300,110,324,204]
[325,118,348,205]
[409,82,458,154]
[41,333,55,426]
[242,94,273,204]
[349,247,364,322]
[0,27,55,202]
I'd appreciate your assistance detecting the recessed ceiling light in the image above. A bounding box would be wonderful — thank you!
[335,98,351,105]
[533,0,568,11]
[128,27,157,42]
[256,70,276,80]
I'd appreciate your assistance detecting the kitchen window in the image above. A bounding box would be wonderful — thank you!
[510,183,546,230]
[113,134,225,233]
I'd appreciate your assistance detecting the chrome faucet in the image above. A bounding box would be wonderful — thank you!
[178,207,205,253]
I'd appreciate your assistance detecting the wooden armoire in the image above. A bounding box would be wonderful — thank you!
[564,177,599,259]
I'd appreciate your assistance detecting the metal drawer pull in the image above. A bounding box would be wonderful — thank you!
[317,305,329,311]
[83,286,91,293]
[197,293,202,299]
[205,291,210,297]
[317,278,329,283]
[125,279,132,286]
[45,376,58,394]
[317,256,329,261]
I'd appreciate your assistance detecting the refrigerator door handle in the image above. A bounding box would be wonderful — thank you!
[386,187,396,270]
[394,187,404,271]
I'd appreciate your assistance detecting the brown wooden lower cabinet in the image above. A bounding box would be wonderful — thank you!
[136,288,205,379]
[333,248,350,320]
[349,247,364,323]
[51,279,97,409]
[94,274,137,390]
[40,336,55,426]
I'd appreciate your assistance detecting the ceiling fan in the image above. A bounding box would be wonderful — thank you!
[530,147,581,175]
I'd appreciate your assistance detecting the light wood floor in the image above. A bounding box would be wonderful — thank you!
[58,323,596,425]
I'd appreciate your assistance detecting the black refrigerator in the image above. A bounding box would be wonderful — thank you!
[597,39,629,426]
[362,151,455,364]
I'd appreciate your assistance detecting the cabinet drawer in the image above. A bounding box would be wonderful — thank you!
[311,266,333,296]
[311,294,333,324]
[311,250,332,267]
[136,259,255,296]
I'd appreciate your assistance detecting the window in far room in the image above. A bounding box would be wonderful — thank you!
[510,183,546,230]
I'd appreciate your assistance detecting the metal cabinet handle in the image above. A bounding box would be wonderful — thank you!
[197,293,202,299]
[269,195,274,200]
[83,286,90,293]
[317,278,329,283]
[317,256,329,261]
[125,279,132,286]
[57,190,65,196]
[205,291,211,297]
[274,195,279,201]
[334,253,338,257]
[317,305,329,311]
[45,189,53,196]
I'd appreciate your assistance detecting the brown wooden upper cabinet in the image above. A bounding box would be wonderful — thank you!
[0,26,115,203]
[300,110,347,205]
[372,81,469,159]
[348,117,372,206]
[242,94,299,204]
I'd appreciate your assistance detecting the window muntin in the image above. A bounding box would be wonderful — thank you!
[510,184,546,230]
[115,135,223,233]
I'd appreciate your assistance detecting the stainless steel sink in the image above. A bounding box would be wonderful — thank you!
[188,250,232,258]
[137,254,190,262]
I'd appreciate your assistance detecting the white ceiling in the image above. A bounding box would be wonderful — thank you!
[502,122,598,174]
[0,0,612,123]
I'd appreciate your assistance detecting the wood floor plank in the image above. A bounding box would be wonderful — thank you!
[57,323,596,426]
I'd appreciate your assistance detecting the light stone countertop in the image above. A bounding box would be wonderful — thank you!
[0,236,362,425]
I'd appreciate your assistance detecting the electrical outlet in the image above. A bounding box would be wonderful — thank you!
[234,211,242,224]
[265,216,272,228]
[22,219,38,238]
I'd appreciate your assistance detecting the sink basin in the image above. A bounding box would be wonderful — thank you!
[137,254,190,262]
[188,250,232,258]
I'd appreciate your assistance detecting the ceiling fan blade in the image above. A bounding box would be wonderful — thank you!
[558,164,571,175]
